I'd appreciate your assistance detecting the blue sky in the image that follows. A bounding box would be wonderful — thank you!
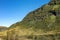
[0,0,50,27]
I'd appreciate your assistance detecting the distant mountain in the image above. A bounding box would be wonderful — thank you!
[0,26,7,31]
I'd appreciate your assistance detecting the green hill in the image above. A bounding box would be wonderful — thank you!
[10,0,60,32]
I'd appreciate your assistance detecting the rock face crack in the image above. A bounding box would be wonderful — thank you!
[49,10,56,16]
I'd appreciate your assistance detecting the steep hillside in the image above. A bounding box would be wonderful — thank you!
[10,0,60,32]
